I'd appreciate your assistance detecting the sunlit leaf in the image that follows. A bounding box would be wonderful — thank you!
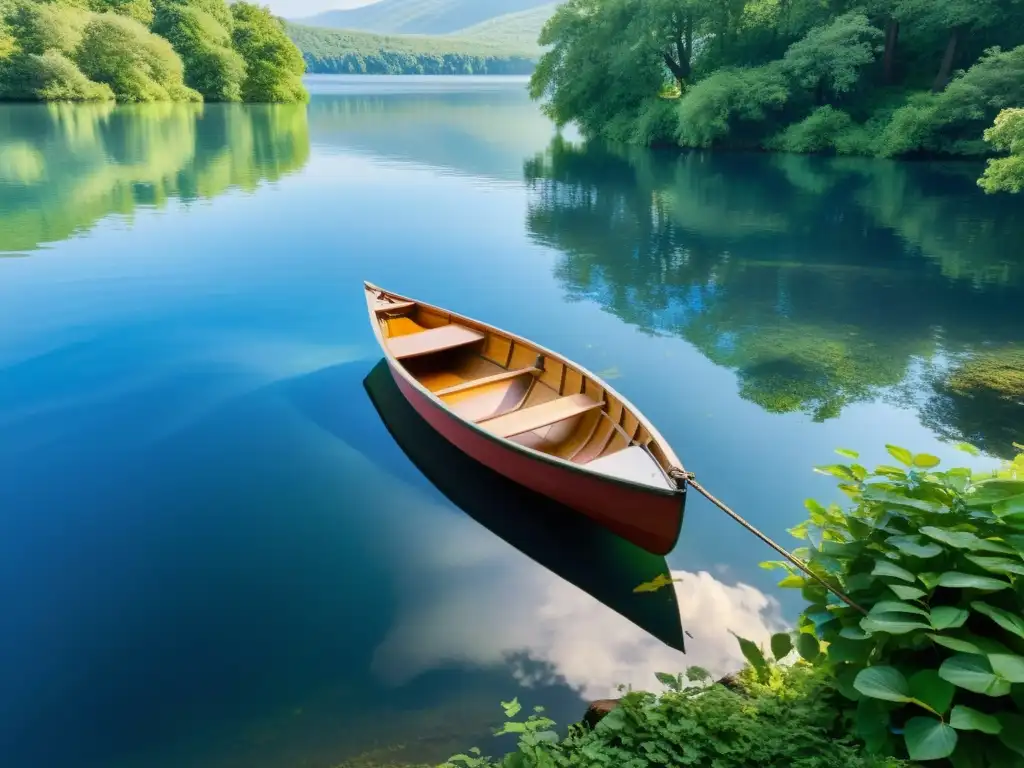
[862,486,945,513]
[731,632,767,674]
[814,464,858,482]
[886,445,914,467]
[913,454,942,469]
[955,442,981,457]
[950,705,1003,734]
[778,573,806,588]
[501,697,522,718]
[633,574,681,593]
[988,654,1024,684]
[836,448,860,460]
[904,717,957,761]
[939,655,1011,696]
[853,666,911,702]
[928,634,983,654]
[972,601,1024,640]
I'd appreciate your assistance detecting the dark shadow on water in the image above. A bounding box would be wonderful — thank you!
[360,358,687,654]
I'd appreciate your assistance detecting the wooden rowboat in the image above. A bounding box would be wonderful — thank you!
[363,281,687,556]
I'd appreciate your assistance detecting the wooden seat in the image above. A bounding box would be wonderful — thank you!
[478,394,601,439]
[388,324,484,360]
[435,367,539,397]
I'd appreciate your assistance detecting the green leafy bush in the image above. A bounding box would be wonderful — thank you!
[979,108,1024,193]
[152,0,245,101]
[1,48,113,100]
[676,64,789,148]
[230,1,306,103]
[75,11,199,102]
[772,443,1024,765]
[768,106,875,154]
[443,651,902,768]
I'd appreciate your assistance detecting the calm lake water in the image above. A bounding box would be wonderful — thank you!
[1,75,1022,767]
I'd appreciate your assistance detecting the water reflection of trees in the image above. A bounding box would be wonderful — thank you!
[524,139,1024,452]
[0,102,310,254]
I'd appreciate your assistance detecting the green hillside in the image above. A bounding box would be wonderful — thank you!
[449,2,556,53]
[287,22,537,75]
[295,0,553,35]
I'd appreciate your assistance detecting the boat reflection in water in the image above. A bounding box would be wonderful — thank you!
[363,359,686,653]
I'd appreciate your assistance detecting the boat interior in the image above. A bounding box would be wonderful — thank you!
[367,286,679,491]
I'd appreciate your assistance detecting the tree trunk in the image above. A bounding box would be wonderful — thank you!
[662,52,686,88]
[932,27,960,93]
[883,18,899,84]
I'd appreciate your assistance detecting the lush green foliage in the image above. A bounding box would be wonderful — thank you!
[230,2,305,103]
[287,22,536,76]
[296,0,554,36]
[531,0,1024,157]
[442,657,903,767]
[152,0,245,101]
[979,108,1024,192]
[0,0,307,102]
[774,444,1024,764]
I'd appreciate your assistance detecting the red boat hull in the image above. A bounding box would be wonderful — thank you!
[389,364,684,555]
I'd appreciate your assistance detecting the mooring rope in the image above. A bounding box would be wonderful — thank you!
[668,469,867,615]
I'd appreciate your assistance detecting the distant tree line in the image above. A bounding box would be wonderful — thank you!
[302,51,535,76]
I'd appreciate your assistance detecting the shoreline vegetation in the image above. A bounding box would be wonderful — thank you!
[0,0,308,103]
[444,444,1024,767]
[528,0,1024,190]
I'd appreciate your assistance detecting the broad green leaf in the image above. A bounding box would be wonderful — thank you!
[887,534,943,559]
[836,448,860,459]
[929,634,983,654]
[886,444,914,466]
[904,717,958,761]
[814,464,858,481]
[918,572,941,590]
[828,636,873,664]
[920,527,985,550]
[770,632,792,661]
[955,442,981,456]
[937,572,1010,591]
[966,480,1024,507]
[972,602,1024,640]
[685,666,711,682]
[872,559,916,582]
[875,465,908,479]
[845,573,875,593]
[654,671,681,691]
[988,654,1024,683]
[854,666,911,702]
[862,613,931,635]
[950,705,1003,734]
[777,573,806,588]
[760,560,794,572]
[863,486,945,513]
[796,632,820,662]
[939,655,1012,696]
[731,632,767,673]
[870,600,929,617]
[914,453,942,469]
[890,584,928,600]
[931,607,969,630]
[909,669,955,714]
[965,555,1024,575]
[501,697,522,718]
[993,494,1024,518]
